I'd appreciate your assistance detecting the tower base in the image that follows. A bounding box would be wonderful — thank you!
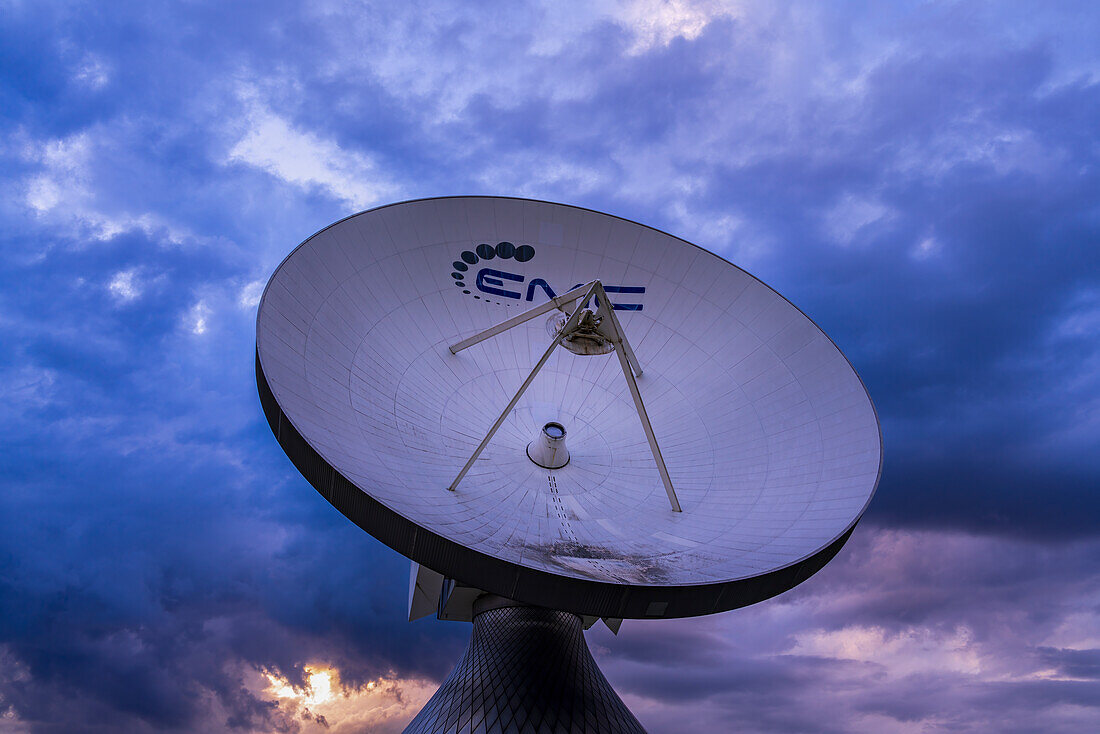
[403,599,646,734]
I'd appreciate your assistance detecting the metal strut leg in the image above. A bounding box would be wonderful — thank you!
[449,282,596,355]
[447,280,681,511]
[447,283,598,492]
[594,283,682,512]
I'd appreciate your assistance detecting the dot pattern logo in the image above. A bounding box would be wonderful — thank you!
[449,242,535,303]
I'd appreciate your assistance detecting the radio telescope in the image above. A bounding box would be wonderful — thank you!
[256,196,882,733]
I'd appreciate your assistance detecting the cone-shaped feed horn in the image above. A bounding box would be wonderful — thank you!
[527,421,570,469]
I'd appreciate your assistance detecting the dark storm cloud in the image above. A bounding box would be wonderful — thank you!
[577,39,1100,538]
[1038,647,1100,680]
[240,1,1100,532]
[592,529,1100,733]
[0,1,1098,732]
[0,145,463,733]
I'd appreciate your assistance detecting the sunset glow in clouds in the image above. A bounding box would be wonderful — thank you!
[258,666,435,733]
[1,1,1099,732]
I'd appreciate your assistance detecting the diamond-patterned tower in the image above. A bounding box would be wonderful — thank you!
[404,599,646,734]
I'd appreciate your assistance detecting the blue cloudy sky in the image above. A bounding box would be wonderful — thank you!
[2,1,1099,732]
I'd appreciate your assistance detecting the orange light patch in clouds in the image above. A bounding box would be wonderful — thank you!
[258,664,437,733]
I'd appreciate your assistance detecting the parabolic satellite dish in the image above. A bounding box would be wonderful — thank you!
[256,196,882,622]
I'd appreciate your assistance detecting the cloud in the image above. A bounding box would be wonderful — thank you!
[186,299,210,335]
[612,0,740,55]
[238,280,266,310]
[588,527,1100,733]
[108,268,142,301]
[822,194,893,245]
[228,91,399,210]
[17,128,200,246]
[790,625,982,677]
[0,1,1098,732]
[257,666,437,734]
[24,133,91,214]
[72,54,110,90]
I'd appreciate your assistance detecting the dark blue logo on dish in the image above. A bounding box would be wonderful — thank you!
[449,242,644,311]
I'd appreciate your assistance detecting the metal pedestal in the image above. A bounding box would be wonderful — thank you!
[403,600,647,734]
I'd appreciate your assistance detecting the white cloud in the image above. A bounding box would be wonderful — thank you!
[228,92,398,210]
[790,624,983,677]
[891,125,1060,181]
[475,154,610,198]
[664,199,770,266]
[1042,610,1100,652]
[911,235,940,261]
[187,300,211,335]
[108,269,142,301]
[238,279,266,309]
[21,130,194,244]
[74,54,110,90]
[824,193,893,244]
[25,133,91,215]
[613,0,740,55]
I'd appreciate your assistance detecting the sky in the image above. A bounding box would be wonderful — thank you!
[1,1,1099,732]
